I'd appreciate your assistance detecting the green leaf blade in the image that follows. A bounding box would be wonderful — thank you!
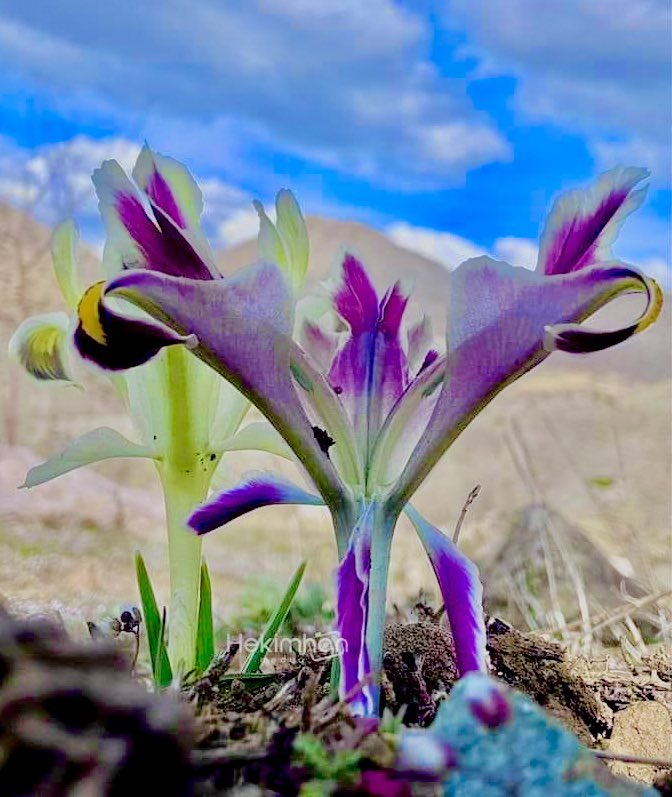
[242,560,307,674]
[135,551,172,686]
[195,560,215,674]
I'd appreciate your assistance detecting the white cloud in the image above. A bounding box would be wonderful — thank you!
[592,138,671,187]
[0,134,140,223]
[493,237,538,269]
[387,223,544,272]
[216,208,260,249]
[0,1,508,188]
[448,0,671,169]
[639,257,672,291]
[386,222,486,269]
[0,135,256,250]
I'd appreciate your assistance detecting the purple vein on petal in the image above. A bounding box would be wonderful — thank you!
[188,472,324,534]
[405,504,486,675]
[146,167,186,229]
[538,166,649,276]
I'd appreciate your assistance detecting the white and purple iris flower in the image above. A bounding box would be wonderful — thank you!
[69,163,661,714]
[9,145,306,673]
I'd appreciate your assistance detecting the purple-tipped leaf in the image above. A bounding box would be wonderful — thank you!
[405,505,486,675]
[189,472,324,534]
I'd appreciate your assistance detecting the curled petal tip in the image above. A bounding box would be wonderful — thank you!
[185,334,199,350]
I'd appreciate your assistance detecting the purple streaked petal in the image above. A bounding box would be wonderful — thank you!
[537,166,648,275]
[93,159,213,280]
[329,257,411,445]
[145,162,185,228]
[367,354,445,489]
[391,257,662,508]
[333,253,379,334]
[188,472,324,535]
[132,144,202,230]
[104,263,347,508]
[404,505,486,676]
[337,503,374,716]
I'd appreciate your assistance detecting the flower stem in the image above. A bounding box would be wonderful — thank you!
[365,508,395,711]
[159,347,215,675]
[162,470,209,674]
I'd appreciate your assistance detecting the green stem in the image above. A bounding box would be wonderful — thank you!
[158,347,215,675]
[365,505,395,712]
[162,470,209,674]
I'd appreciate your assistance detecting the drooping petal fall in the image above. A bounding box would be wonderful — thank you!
[98,262,348,510]
[8,312,77,384]
[188,472,324,534]
[391,256,662,508]
[404,505,486,676]
[74,281,194,371]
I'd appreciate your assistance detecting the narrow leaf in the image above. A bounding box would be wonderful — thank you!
[22,427,156,488]
[135,552,171,686]
[154,607,173,687]
[242,560,307,674]
[195,560,215,674]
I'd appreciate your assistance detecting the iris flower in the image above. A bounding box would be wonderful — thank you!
[9,145,307,672]
[68,165,661,714]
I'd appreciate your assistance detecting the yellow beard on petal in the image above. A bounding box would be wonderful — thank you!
[78,281,107,345]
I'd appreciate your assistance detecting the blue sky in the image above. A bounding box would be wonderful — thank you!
[0,0,670,285]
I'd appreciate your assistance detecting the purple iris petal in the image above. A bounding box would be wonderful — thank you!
[334,253,379,333]
[145,167,186,229]
[538,166,648,275]
[337,503,374,716]
[328,256,410,444]
[393,257,661,508]
[104,262,346,508]
[115,193,213,280]
[404,505,486,675]
[188,472,324,534]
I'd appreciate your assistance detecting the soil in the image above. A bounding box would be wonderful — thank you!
[1,603,670,795]
[188,615,672,794]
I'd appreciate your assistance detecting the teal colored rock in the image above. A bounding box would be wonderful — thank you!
[399,674,657,797]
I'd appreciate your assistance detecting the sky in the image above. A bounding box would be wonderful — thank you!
[0,0,670,286]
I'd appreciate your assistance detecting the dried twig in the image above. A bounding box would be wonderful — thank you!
[594,749,672,769]
[453,484,481,544]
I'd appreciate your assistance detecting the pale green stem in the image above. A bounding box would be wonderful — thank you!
[161,469,209,674]
[158,347,215,675]
[365,506,395,711]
